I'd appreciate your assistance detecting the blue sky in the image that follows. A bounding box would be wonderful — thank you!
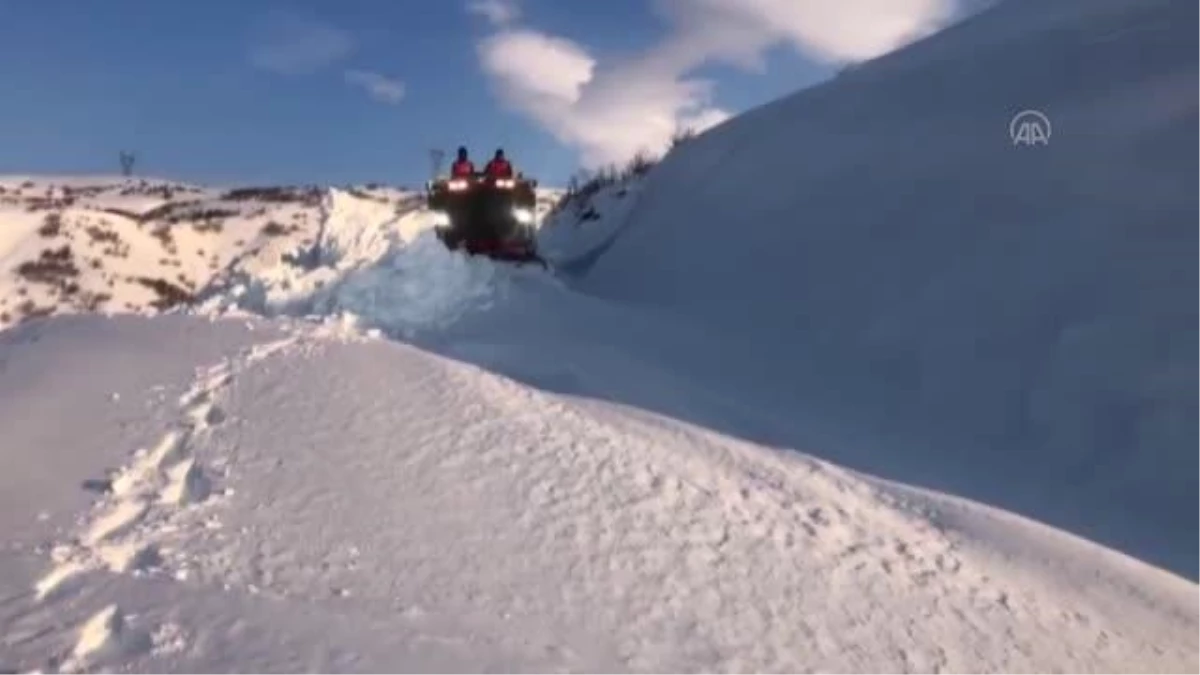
[0,0,956,187]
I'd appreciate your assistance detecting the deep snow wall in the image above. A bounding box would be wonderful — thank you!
[577,0,1198,575]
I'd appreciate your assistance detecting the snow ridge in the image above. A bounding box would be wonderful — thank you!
[194,189,535,339]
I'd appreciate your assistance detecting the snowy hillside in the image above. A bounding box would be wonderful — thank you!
[2,315,1196,672]
[0,176,421,330]
[0,176,564,331]
[571,0,1199,578]
[1,0,1197,672]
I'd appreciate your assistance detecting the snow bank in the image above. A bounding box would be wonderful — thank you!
[195,189,423,316]
[192,187,543,339]
[2,315,1194,672]
[184,178,577,339]
[205,227,557,341]
[573,0,1198,575]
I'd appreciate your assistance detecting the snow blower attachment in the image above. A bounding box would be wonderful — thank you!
[426,174,546,268]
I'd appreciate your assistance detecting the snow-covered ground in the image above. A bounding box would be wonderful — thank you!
[567,0,1199,578]
[2,314,1195,672]
[1,0,1196,672]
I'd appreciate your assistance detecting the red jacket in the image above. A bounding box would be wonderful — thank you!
[484,158,513,178]
[451,159,475,177]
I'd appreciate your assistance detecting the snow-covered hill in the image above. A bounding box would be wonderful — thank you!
[2,314,1195,672]
[1,0,1196,672]
[0,176,565,332]
[569,0,1199,578]
[0,176,420,330]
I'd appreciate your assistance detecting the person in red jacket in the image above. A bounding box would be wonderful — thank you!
[483,148,514,178]
[450,146,475,178]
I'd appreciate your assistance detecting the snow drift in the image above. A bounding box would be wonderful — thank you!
[571,0,1198,577]
[1,315,1195,672]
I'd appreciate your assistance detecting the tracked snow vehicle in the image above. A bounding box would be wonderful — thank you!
[426,173,545,268]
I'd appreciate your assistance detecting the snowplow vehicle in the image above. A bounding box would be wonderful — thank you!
[426,173,545,267]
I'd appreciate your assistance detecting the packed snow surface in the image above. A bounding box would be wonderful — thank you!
[1,0,1196,671]
[1,315,1195,672]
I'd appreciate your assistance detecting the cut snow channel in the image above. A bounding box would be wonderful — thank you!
[307,232,509,339]
[195,189,550,340]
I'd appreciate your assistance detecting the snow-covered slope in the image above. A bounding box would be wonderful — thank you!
[538,177,647,274]
[5,202,1195,671]
[1,315,1195,673]
[0,177,431,331]
[570,0,1198,577]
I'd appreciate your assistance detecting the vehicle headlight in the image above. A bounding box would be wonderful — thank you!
[513,208,534,224]
[495,179,515,189]
[448,179,469,191]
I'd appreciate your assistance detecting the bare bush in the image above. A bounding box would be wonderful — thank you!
[85,225,120,245]
[669,127,697,149]
[150,225,175,249]
[261,221,298,237]
[38,213,64,238]
[80,291,112,311]
[136,277,194,310]
[15,245,79,286]
[222,186,322,206]
[260,221,288,236]
[17,300,55,323]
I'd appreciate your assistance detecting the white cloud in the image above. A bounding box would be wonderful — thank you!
[479,29,724,167]
[468,0,520,26]
[249,10,354,75]
[344,69,407,104]
[652,0,957,64]
[474,0,962,167]
[478,31,593,107]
